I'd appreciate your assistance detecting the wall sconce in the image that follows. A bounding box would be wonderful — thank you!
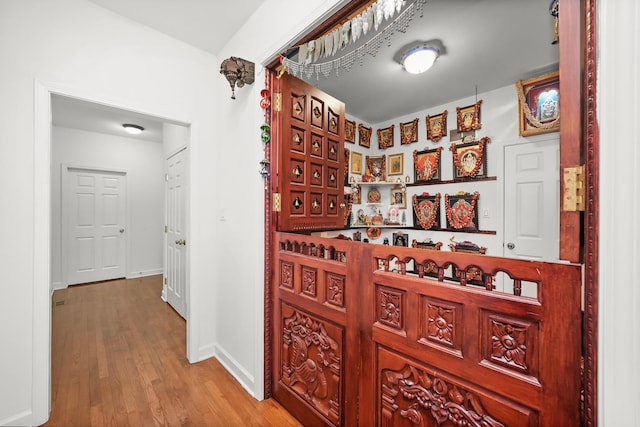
[220,57,255,99]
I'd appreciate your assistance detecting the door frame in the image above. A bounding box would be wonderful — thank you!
[263,0,599,424]
[61,165,129,287]
[33,81,195,422]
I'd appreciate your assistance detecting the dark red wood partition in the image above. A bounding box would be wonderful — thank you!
[272,232,582,426]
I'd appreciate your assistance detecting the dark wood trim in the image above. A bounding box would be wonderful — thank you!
[263,68,274,399]
[583,0,599,425]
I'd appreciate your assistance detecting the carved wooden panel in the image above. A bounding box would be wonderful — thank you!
[378,347,534,426]
[280,304,342,425]
[375,285,405,333]
[280,261,294,290]
[301,266,317,298]
[419,297,463,355]
[326,272,345,309]
[290,127,305,153]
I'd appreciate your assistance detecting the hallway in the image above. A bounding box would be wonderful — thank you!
[42,276,301,427]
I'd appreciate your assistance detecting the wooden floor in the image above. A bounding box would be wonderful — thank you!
[42,275,302,427]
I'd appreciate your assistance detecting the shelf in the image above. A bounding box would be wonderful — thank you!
[411,227,496,235]
[407,176,497,187]
[351,225,412,229]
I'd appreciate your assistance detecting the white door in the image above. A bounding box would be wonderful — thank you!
[165,148,187,318]
[504,140,559,261]
[64,168,126,285]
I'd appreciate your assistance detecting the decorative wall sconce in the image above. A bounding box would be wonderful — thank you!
[219,57,255,99]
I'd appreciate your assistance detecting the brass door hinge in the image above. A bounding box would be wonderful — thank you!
[273,192,281,212]
[563,165,585,211]
[164,225,168,233]
[273,92,282,112]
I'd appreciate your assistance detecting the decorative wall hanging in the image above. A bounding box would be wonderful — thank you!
[377,124,395,149]
[413,147,442,183]
[516,71,560,136]
[387,153,404,176]
[456,100,482,132]
[359,124,372,148]
[345,119,356,143]
[351,184,362,204]
[364,155,386,182]
[281,0,427,80]
[549,0,559,44]
[351,151,363,174]
[412,193,441,230]
[390,184,406,208]
[426,110,447,142]
[393,231,409,247]
[219,57,255,99]
[450,137,490,179]
[445,192,480,231]
[400,118,419,144]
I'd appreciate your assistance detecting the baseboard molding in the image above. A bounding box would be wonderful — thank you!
[0,408,41,427]
[127,268,163,279]
[213,344,257,398]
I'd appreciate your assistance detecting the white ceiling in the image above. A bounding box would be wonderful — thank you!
[53,0,558,135]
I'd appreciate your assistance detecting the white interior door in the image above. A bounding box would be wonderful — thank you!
[504,140,559,261]
[165,148,187,318]
[64,168,126,285]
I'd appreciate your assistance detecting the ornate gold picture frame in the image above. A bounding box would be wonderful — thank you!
[350,151,362,175]
[516,71,560,136]
[358,124,371,148]
[377,124,395,149]
[413,147,442,183]
[364,155,386,182]
[400,118,418,145]
[426,110,447,142]
[449,137,490,179]
[456,100,482,132]
[387,153,404,176]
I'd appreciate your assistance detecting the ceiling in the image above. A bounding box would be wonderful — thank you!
[53,0,558,135]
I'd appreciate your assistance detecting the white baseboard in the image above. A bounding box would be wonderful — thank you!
[213,344,257,399]
[127,268,163,279]
[51,281,65,292]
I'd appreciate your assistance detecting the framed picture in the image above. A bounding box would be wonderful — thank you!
[450,137,490,179]
[456,100,482,132]
[364,155,386,182]
[358,124,372,148]
[351,151,363,174]
[345,119,356,143]
[388,153,404,176]
[377,124,395,149]
[426,110,447,142]
[449,240,488,287]
[393,231,409,247]
[400,118,418,144]
[444,192,480,231]
[516,71,560,136]
[390,184,406,208]
[413,147,442,183]
[351,184,361,204]
[412,193,441,230]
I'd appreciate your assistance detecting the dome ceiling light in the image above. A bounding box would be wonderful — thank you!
[400,44,440,74]
[122,124,144,134]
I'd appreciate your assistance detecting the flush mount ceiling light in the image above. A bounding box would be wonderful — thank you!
[122,124,144,134]
[400,44,440,74]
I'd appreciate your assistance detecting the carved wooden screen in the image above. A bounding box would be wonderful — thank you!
[273,73,346,232]
[272,232,582,426]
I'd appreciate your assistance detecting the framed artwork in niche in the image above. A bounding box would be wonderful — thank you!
[358,124,372,148]
[345,119,356,143]
[413,147,442,183]
[377,124,395,149]
[426,110,447,142]
[456,100,482,132]
[516,71,560,136]
[400,118,418,144]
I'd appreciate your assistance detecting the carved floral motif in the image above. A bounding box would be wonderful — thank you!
[427,304,454,346]
[281,261,293,289]
[378,288,403,329]
[491,319,528,369]
[382,364,505,426]
[326,273,345,307]
[302,266,317,297]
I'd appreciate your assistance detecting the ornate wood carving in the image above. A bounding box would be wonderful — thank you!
[426,303,455,347]
[326,273,345,308]
[490,318,528,371]
[302,266,317,297]
[281,309,341,424]
[280,261,293,289]
[381,364,505,426]
[377,286,404,330]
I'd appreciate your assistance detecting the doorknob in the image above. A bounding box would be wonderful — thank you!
[119,229,125,233]
[506,242,515,250]
[175,239,186,246]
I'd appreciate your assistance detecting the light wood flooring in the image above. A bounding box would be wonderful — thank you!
[42,275,302,427]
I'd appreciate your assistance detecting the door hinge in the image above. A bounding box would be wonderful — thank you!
[165,173,169,182]
[164,277,167,285]
[164,225,168,233]
[273,192,281,212]
[274,92,282,112]
[563,165,585,211]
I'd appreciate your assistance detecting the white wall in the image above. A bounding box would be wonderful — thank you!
[51,126,164,290]
[0,0,219,424]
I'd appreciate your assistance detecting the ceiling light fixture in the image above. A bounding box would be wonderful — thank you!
[122,124,144,134]
[401,45,440,74]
